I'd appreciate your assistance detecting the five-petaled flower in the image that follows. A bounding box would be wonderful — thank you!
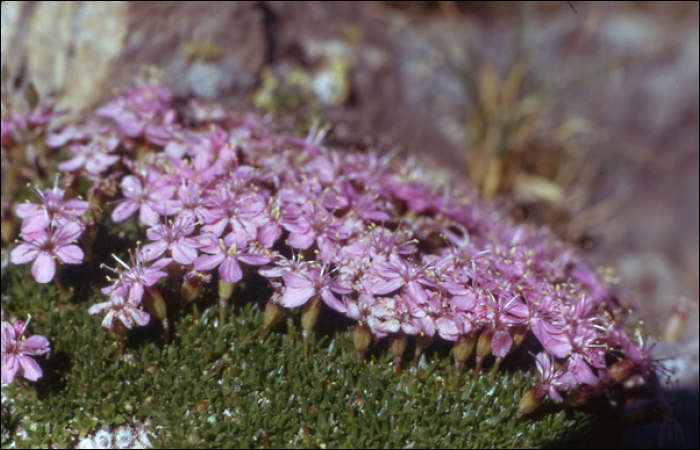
[1,312,50,384]
[11,220,85,283]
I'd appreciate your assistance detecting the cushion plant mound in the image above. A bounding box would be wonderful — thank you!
[0,80,676,448]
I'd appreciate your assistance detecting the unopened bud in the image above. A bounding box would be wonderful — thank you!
[476,328,494,358]
[144,286,167,321]
[454,331,477,363]
[663,297,692,342]
[1,217,15,244]
[512,331,527,350]
[108,320,129,341]
[181,276,203,305]
[610,358,637,384]
[218,279,235,301]
[389,331,408,358]
[353,324,372,354]
[517,386,543,416]
[415,333,433,351]
[263,300,285,330]
[301,296,322,332]
[564,389,589,407]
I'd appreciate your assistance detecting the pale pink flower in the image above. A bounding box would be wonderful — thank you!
[11,221,85,283]
[1,314,50,383]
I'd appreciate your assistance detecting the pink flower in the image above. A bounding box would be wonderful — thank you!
[101,248,171,304]
[11,221,85,283]
[194,233,271,283]
[370,253,435,304]
[16,183,89,234]
[57,140,120,175]
[533,352,578,402]
[88,293,151,330]
[279,264,351,312]
[96,84,172,137]
[111,171,175,225]
[1,314,50,383]
[142,215,201,264]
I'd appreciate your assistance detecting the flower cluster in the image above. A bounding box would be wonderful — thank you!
[75,424,153,449]
[28,80,668,416]
[9,178,88,283]
[1,310,51,384]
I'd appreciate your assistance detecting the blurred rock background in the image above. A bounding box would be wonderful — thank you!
[2,1,697,448]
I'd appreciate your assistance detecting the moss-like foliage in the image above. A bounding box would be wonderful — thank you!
[1,263,612,449]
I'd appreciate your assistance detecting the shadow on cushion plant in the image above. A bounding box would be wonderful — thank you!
[0,73,680,448]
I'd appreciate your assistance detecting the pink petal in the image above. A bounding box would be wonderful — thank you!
[18,355,43,381]
[569,355,599,386]
[20,213,51,234]
[280,285,316,308]
[282,271,312,290]
[57,155,87,172]
[258,222,281,248]
[31,252,56,283]
[141,269,168,286]
[170,242,198,265]
[1,355,19,383]
[238,253,271,266]
[11,243,40,265]
[55,245,84,264]
[194,253,225,272]
[142,241,168,261]
[24,335,50,355]
[321,289,347,313]
[111,200,140,222]
[287,231,316,250]
[491,329,513,358]
[15,203,41,219]
[220,257,243,283]
[130,308,151,327]
[120,175,143,196]
[371,278,404,295]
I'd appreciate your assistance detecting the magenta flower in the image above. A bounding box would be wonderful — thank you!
[370,253,436,304]
[279,264,351,312]
[142,215,201,264]
[16,184,89,234]
[194,233,271,283]
[11,221,85,283]
[96,84,172,137]
[111,170,176,225]
[1,314,50,383]
[57,141,120,175]
[533,352,578,402]
[101,248,171,305]
[88,293,151,330]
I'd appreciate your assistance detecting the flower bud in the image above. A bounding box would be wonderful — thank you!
[454,331,477,363]
[389,331,408,358]
[476,328,495,358]
[353,324,372,354]
[517,386,543,416]
[108,320,129,341]
[144,286,167,321]
[263,300,284,330]
[218,279,235,301]
[181,276,203,306]
[301,296,322,332]
[512,330,527,350]
[1,216,15,244]
[610,358,637,384]
[564,389,589,407]
[415,333,433,351]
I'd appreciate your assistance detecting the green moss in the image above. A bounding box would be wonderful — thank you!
[1,265,606,449]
